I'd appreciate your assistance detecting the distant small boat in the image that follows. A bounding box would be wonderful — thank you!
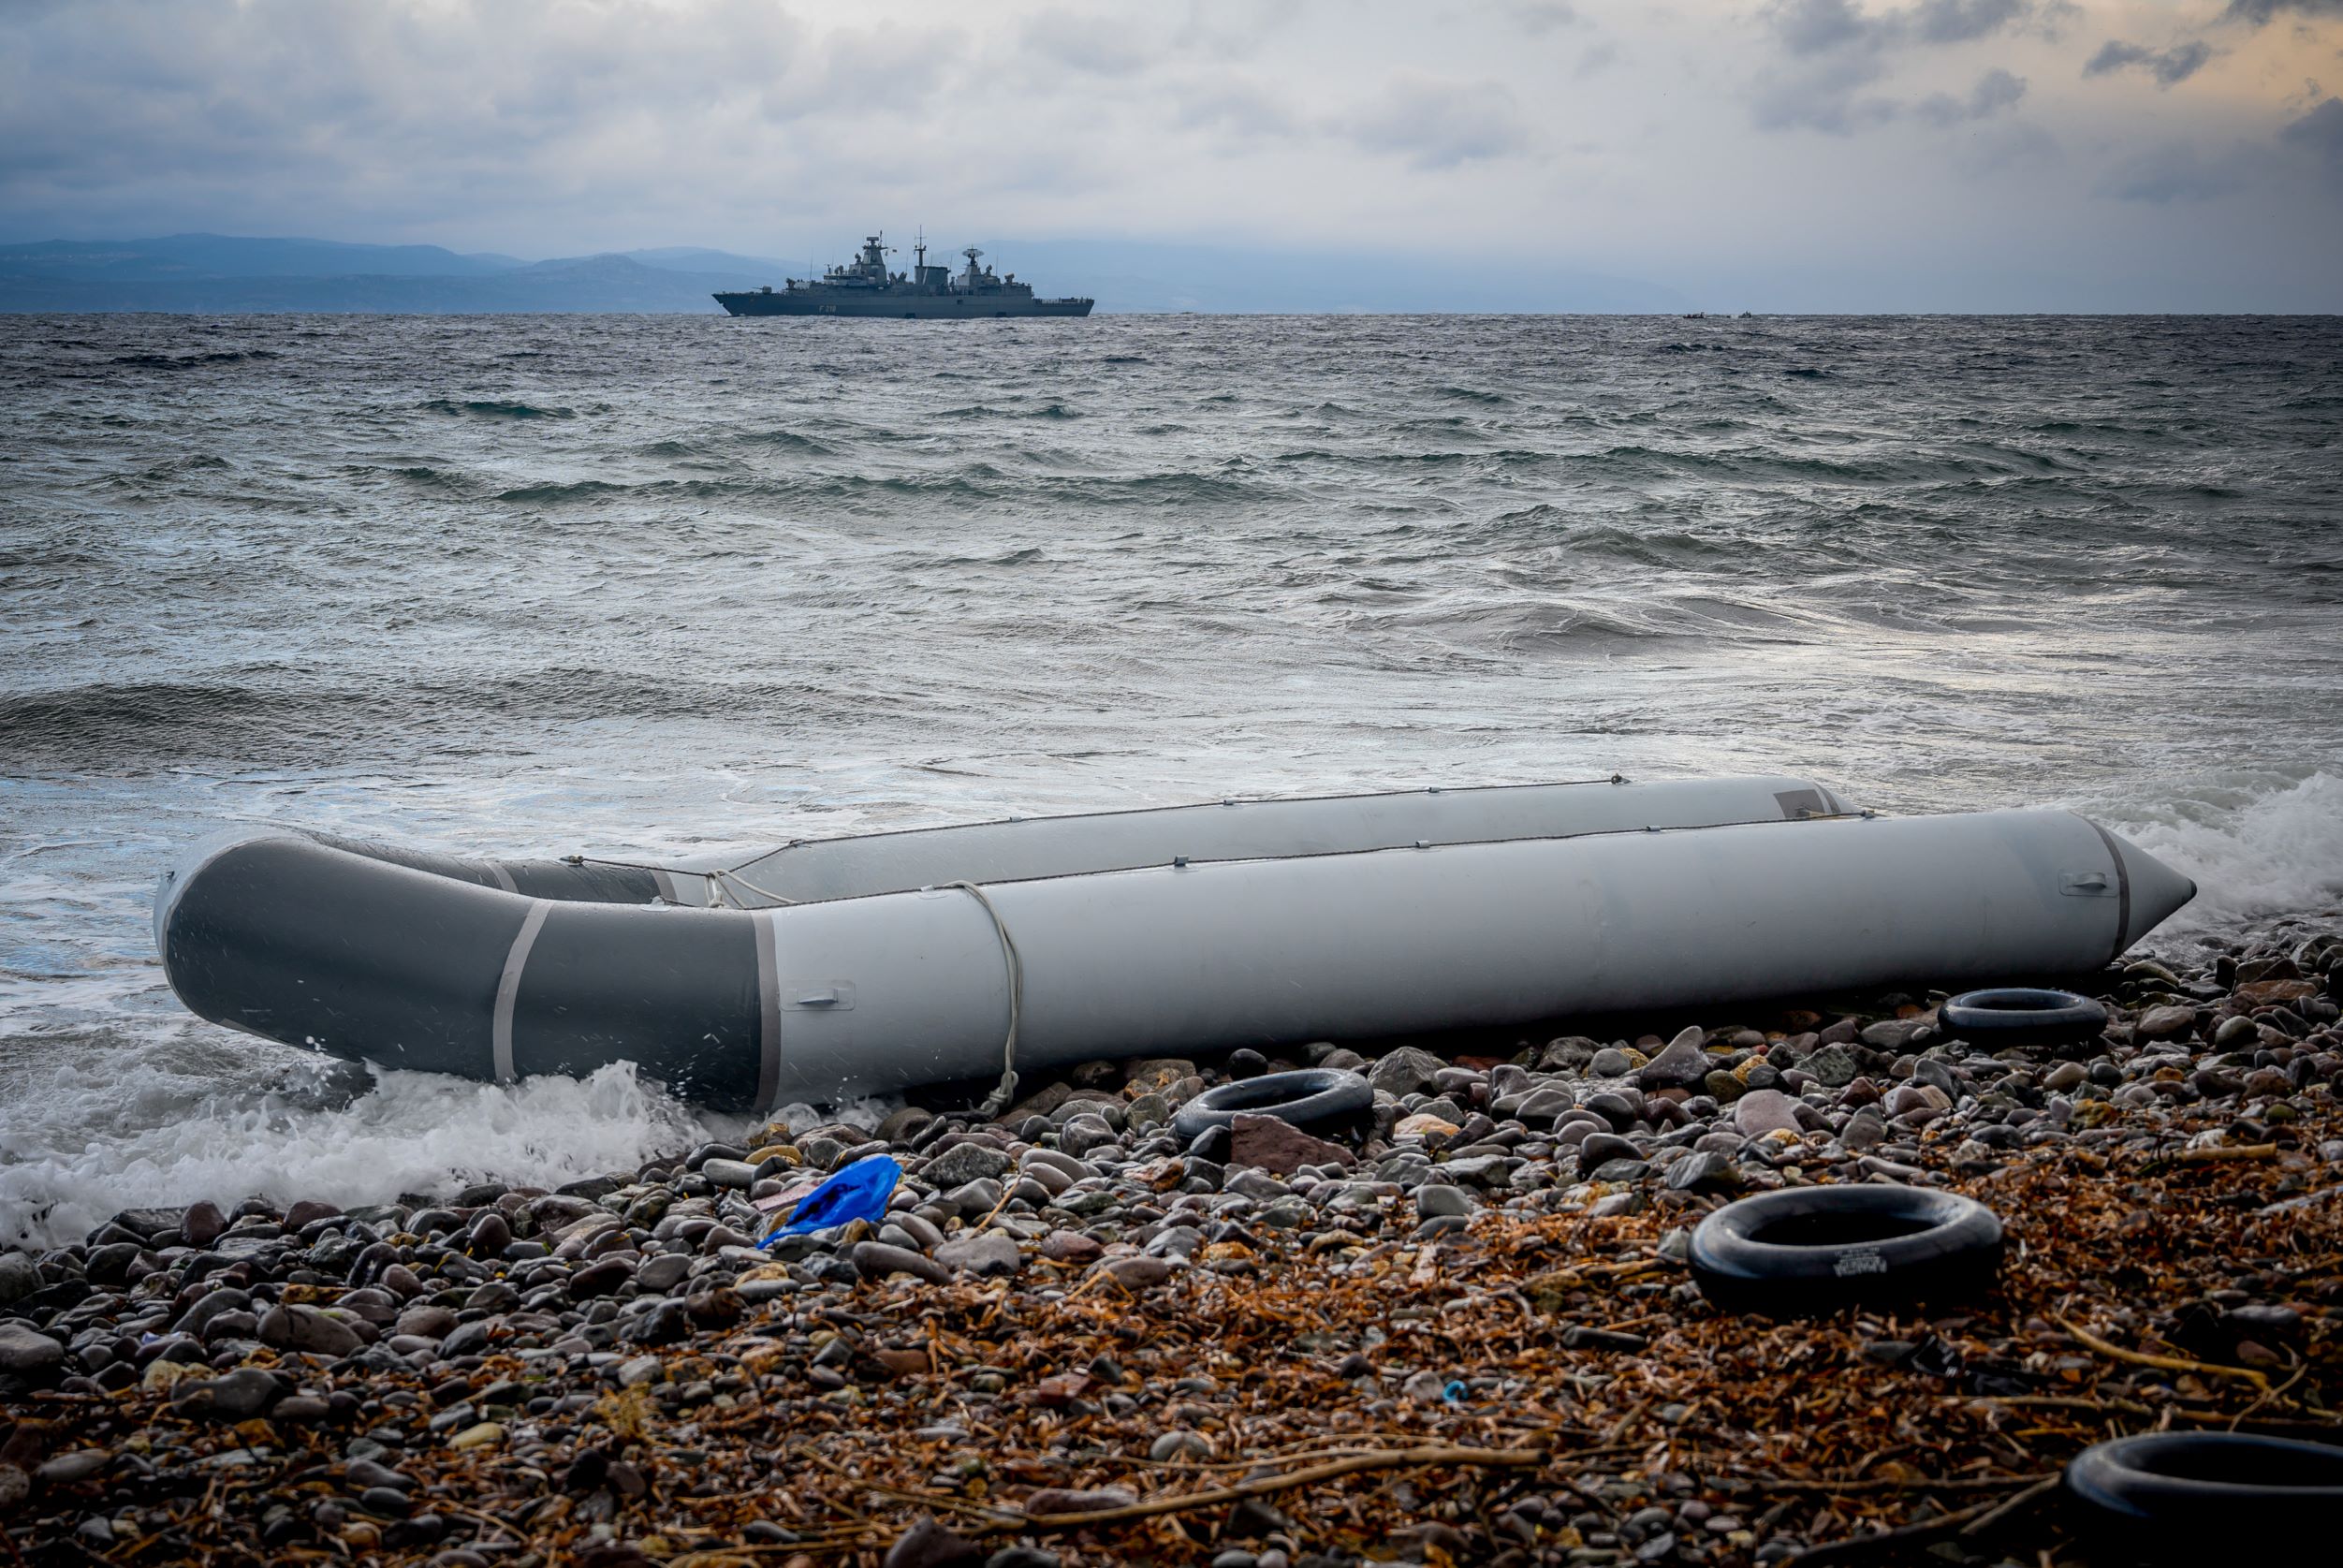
[154,776,2193,1110]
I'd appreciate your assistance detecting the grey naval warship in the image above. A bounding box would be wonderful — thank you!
[714,232,1092,318]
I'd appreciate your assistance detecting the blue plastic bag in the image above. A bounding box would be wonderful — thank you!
[761,1154,902,1243]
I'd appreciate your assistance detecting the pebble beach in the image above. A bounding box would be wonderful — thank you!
[5,917,2339,1566]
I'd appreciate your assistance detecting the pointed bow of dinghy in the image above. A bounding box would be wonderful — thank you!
[2096,820,2200,957]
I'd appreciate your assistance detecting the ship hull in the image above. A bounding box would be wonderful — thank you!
[714,291,1092,318]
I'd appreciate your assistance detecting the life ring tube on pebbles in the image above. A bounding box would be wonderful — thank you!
[1688,1185,2003,1315]
[2064,1433,2343,1558]
[1170,1068,1374,1141]
[1938,987,2109,1049]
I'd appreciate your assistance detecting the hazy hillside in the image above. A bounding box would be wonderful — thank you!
[0,238,768,313]
[970,238,1689,315]
[0,231,1688,314]
[0,234,525,283]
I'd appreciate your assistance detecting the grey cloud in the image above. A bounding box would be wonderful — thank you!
[1753,0,2037,133]
[2083,39,2215,87]
[1954,117,2059,170]
[2026,1,2085,44]
[1575,41,1620,78]
[1750,54,1899,133]
[1972,64,2029,110]
[1173,81,1300,142]
[1338,75,1532,169]
[2282,95,2343,176]
[2101,143,2243,202]
[1911,0,2029,45]
[1505,2,1580,34]
[1170,0,1303,62]
[2155,41,2216,83]
[1765,0,2033,56]
[769,27,964,122]
[1020,8,1151,76]
[0,0,879,169]
[0,0,986,244]
[1753,2,1897,132]
[2224,2,2343,24]
[1770,0,1886,57]
[1917,66,2028,124]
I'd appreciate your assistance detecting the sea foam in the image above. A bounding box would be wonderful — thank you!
[2109,770,2343,944]
[0,1055,734,1250]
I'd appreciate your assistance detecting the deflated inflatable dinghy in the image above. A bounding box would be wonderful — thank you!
[153,775,2194,1110]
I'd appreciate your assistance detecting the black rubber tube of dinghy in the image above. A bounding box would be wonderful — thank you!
[2064,1432,2343,1559]
[155,831,766,1108]
[1688,1185,2003,1315]
[1170,1067,1374,1141]
[1937,987,2108,1050]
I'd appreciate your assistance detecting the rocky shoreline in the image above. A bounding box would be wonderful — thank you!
[4,921,2340,1567]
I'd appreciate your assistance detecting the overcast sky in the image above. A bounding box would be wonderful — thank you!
[4,0,2339,309]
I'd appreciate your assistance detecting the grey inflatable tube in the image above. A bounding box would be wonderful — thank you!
[154,794,2194,1112]
[285,774,1853,910]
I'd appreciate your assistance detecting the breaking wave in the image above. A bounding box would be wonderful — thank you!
[2113,772,2343,944]
[0,1053,728,1250]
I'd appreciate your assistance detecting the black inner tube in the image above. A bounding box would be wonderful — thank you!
[2066,1432,2343,1554]
[1962,989,2084,1013]
[2131,1443,2343,1487]
[1938,987,2108,1049]
[1689,1186,2003,1314]
[1170,1066,1372,1140]
[1745,1211,1940,1248]
[1211,1077,1335,1113]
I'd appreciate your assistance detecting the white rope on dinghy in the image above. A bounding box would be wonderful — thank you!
[943,879,1025,1121]
[562,853,801,907]
[707,864,798,907]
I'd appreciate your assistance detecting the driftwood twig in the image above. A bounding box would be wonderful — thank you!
[994,1444,1545,1534]
[1729,1472,2043,1496]
[1782,1476,2055,1567]
[2157,1143,2278,1166]
[2057,1314,2271,1393]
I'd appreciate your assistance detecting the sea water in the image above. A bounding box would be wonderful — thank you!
[3,312,2338,1244]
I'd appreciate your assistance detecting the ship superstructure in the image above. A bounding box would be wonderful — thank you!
[714,231,1092,318]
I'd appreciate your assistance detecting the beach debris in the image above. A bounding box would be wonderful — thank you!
[760,1152,902,1241]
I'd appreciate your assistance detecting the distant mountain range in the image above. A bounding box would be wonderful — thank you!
[0,235,783,313]
[0,232,1687,315]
